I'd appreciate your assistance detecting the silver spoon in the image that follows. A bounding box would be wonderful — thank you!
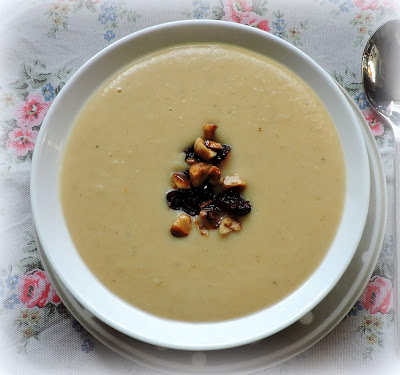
[362,20,400,353]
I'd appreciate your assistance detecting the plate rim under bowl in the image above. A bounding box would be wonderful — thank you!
[35,94,386,371]
[30,19,370,350]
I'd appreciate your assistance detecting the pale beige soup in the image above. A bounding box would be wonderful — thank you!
[60,44,345,322]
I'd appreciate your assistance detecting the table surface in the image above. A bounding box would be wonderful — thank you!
[0,0,399,374]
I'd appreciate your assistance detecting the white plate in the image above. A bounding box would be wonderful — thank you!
[31,20,370,349]
[36,89,386,373]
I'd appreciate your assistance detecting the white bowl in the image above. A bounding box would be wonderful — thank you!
[31,20,370,351]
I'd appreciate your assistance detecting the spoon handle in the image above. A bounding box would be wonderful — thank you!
[390,123,400,353]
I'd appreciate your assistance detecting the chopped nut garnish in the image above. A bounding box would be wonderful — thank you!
[200,210,220,229]
[203,124,218,140]
[189,162,212,187]
[170,214,192,237]
[194,137,217,160]
[208,166,222,185]
[219,217,242,235]
[195,218,209,237]
[167,124,251,238]
[223,174,247,191]
[204,140,223,150]
[186,157,197,165]
[172,172,192,189]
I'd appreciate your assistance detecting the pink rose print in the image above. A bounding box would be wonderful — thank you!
[18,270,60,308]
[365,112,384,136]
[223,0,253,17]
[360,276,393,314]
[6,127,38,157]
[255,19,270,31]
[16,94,49,128]
[353,0,399,10]
[221,0,270,32]
[52,292,61,304]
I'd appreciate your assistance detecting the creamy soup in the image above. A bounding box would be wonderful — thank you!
[60,44,345,322]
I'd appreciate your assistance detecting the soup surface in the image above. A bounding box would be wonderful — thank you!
[60,44,345,322]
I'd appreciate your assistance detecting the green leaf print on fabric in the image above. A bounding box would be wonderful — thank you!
[16,256,44,275]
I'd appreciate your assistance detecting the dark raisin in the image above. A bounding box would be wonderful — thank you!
[215,189,251,216]
[184,145,195,159]
[182,198,201,216]
[196,182,215,205]
[201,202,219,211]
[166,190,184,210]
[166,180,218,217]
[166,189,200,216]
[184,145,202,163]
[212,144,231,165]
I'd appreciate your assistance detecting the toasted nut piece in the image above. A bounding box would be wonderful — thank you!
[195,219,209,237]
[194,137,217,160]
[219,217,242,235]
[171,214,192,237]
[204,140,223,150]
[189,162,212,187]
[203,124,218,140]
[200,210,220,229]
[186,157,197,165]
[172,172,192,189]
[208,166,222,185]
[223,174,247,191]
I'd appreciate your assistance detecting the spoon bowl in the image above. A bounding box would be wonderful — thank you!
[363,20,400,122]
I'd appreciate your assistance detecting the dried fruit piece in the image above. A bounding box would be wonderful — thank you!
[208,166,222,185]
[223,174,246,191]
[205,140,223,150]
[200,210,220,229]
[219,217,242,235]
[166,189,200,216]
[171,214,192,237]
[200,202,219,211]
[215,189,251,216]
[212,144,231,164]
[172,172,192,189]
[166,182,215,216]
[194,137,217,160]
[184,146,202,164]
[197,182,215,206]
[203,124,218,140]
[200,199,213,208]
[189,162,212,187]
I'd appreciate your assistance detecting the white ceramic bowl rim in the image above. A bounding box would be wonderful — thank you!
[31,20,370,351]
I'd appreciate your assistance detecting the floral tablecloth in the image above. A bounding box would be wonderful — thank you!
[0,0,399,374]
